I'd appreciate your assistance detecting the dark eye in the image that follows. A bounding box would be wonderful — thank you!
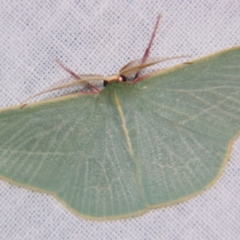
[119,75,127,82]
[103,80,108,87]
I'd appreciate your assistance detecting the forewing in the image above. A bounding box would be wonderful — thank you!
[132,47,240,206]
[0,93,145,219]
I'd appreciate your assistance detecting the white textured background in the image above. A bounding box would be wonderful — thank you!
[0,1,240,239]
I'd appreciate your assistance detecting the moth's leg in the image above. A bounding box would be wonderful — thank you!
[56,60,100,93]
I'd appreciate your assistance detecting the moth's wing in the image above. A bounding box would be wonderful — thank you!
[0,89,147,219]
[132,47,240,208]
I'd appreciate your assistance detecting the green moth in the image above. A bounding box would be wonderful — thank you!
[0,13,239,219]
[0,46,239,220]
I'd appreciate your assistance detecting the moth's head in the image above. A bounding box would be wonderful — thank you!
[103,75,127,87]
